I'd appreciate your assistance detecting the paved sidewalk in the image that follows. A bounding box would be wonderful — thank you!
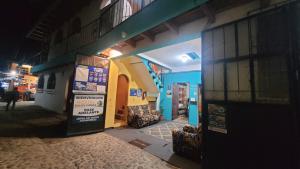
[0,133,176,169]
[0,102,177,169]
[0,101,66,138]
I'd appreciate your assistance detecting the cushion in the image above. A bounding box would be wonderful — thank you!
[140,105,150,114]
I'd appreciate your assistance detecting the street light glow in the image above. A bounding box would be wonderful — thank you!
[10,70,17,76]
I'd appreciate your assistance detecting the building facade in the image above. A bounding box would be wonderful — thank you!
[27,0,300,168]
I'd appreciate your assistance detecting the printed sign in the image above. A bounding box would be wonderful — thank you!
[72,95,104,123]
[208,104,227,134]
[73,65,108,94]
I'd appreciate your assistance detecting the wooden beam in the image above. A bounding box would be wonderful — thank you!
[164,21,179,34]
[124,39,136,48]
[31,32,44,38]
[200,4,215,24]
[33,29,46,35]
[140,32,155,41]
[29,35,44,41]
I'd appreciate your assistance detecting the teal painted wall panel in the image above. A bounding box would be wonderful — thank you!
[160,71,201,126]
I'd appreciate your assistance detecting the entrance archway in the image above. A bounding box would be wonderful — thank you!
[115,74,129,123]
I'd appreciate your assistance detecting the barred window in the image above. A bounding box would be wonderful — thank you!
[37,75,45,89]
[202,8,289,104]
[47,73,56,90]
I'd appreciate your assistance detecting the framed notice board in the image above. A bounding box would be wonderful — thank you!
[66,55,110,136]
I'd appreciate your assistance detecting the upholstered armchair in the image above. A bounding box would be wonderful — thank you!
[172,125,202,161]
[127,104,161,128]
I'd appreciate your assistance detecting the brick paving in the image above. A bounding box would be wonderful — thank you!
[0,102,177,169]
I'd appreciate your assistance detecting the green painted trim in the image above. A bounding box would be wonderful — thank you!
[32,0,207,73]
[31,52,76,73]
[80,0,207,55]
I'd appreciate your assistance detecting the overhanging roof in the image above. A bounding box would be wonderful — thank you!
[32,0,208,73]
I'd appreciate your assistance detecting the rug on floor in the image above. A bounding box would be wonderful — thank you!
[140,117,188,142]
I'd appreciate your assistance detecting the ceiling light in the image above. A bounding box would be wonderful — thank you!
[121,31,127,38]
[109,49,123,58]
[180,54,190,63]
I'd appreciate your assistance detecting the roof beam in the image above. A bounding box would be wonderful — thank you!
[200,4,215,24]
[164,21,179,34]
[33,29,46,35]
[124,39,136,48]
[29,35,44,41]
[140,32,155,42]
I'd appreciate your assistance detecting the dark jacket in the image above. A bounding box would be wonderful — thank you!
[5,91,19,101]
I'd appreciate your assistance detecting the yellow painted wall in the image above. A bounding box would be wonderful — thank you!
[105,58,149,128]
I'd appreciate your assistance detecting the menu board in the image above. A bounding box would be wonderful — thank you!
[72,95,104,123]
[73,65,109,94]
[67,57,110,136]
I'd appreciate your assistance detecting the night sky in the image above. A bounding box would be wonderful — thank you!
[0,0,50,71]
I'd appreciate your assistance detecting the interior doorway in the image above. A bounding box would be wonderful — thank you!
[172,82,190,121]
[115,74,129,125]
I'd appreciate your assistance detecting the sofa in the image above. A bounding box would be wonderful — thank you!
[172,125,202,161]
[127,104,160,128]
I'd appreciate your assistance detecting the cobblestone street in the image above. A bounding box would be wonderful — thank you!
[0,102,176,169]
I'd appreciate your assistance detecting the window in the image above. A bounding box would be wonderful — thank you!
[47,73,56,90]
[37,75,45,89]
[254,12,289,104]
[54,30,63,44]
[202,8,290,104]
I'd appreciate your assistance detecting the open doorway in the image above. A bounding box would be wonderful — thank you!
[172,82,189,123]
[114,74,129,125]
[138,38,202,127]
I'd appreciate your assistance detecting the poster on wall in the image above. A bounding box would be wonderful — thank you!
[72,95,104,123]
[208,104,227,134]
[130,88,137,96]
[73,65,109,94]
[137,89,142,97]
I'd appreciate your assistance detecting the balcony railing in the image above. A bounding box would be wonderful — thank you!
[49,0,156,58]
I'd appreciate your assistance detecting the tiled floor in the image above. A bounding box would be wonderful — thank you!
[141,116,188,142]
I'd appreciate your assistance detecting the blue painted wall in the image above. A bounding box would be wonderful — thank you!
[160,71,201,126]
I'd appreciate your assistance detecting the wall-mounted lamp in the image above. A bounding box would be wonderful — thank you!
[121,31,127,38]
[109,49,123,58]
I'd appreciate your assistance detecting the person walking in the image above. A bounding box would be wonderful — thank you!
[0,82,5,101]
[6,87,19,111]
